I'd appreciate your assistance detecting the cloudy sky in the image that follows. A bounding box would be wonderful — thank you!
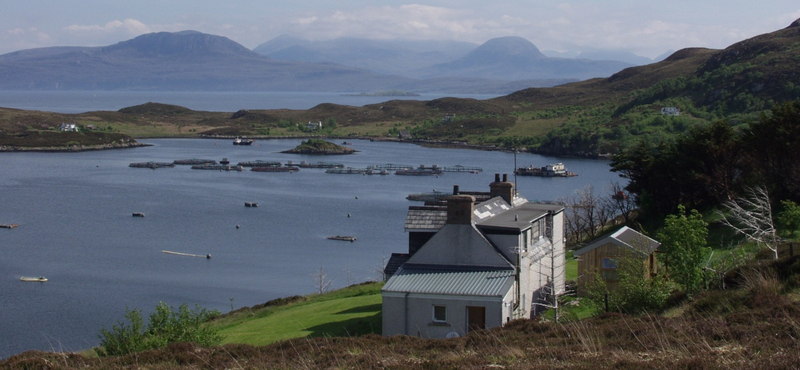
[2,1,799,58]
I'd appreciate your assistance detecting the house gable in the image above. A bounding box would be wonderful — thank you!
[406,223,512,269]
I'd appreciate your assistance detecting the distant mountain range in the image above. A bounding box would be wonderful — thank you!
[0,31,651,93]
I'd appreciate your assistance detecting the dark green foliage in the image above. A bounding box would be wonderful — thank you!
[98,302,222,357]
[585,257,671,314]
[657,205,710,297]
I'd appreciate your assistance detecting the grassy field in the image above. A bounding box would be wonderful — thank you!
[209,282,383,346]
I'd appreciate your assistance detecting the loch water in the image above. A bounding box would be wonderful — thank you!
[0,138,624,358]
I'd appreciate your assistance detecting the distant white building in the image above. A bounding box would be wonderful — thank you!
[58,123,78,132]
[661,107,680,116]
[306,121,323,130]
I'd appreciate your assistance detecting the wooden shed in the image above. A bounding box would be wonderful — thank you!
[574,226,661,296]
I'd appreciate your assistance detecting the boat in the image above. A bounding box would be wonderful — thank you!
[245,202,258,207]
[132,212,145,217]
[327,235,357,242]
[514,163,577,177]
[219,158,230,165]
[0,224,19,229]
[233,137,254,145]
[20,276,47,282]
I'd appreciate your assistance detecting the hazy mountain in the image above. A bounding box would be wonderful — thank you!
[575,50,654,65]
[0,31,585,93]
[420,36,633,80]
[254,36,477,76]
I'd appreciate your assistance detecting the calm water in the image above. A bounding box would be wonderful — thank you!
[0,138,623,358]
[0,91,500,113]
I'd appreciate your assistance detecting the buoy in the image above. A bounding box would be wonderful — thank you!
[206,254,212,259]
[347,213,351,218]
[355,196,359,199]
[236,225,240,229]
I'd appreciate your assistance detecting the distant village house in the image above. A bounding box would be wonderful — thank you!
[382,174,566,338]
[306,121,323,130]
[398,130,412,140]
[58,123,78,132]
[661,107,680,116]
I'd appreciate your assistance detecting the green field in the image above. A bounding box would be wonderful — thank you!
[210,282,383,345]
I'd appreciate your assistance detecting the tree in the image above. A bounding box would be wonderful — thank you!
[717,186,781,260]
[778,200,800,238]
[312,267,334,294]
[585,257,671,314]
[657,205,710,296]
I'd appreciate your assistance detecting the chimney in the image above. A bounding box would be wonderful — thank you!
[446,194,475,225]
[490,173,515,204]
[452,185,459,195]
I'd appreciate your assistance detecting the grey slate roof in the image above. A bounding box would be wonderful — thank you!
[477,201,564,231]
[405,205,447,231]
[383,266,516,297]
[574,226,661,257]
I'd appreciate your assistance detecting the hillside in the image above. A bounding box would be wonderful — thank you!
[2,256,799,369]
[1,20,799,154]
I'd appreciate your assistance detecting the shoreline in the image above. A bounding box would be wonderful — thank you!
[0,142,151,152]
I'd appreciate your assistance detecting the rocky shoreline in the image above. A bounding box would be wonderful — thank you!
[0,141,151,152]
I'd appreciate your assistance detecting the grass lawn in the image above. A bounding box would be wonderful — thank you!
[210,282,383,346]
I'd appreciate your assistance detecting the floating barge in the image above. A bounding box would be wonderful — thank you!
[395,165,443,176]
[129,162,175,169]
[326,167,368,174]
[0,224,19,229]
[515,163,577,177]
[327,235,357,242]
[191,164,245,171]
[289,161,345,169]
[173,159,217,165]
[367,164,414,171]
[238,160,282,167]
[252,166,299,173]
[406,191,449,202]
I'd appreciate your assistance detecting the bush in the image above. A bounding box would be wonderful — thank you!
[585,257,671,314]
[98,302,222,356]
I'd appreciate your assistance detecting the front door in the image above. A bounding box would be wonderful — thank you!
[467,306,486,332]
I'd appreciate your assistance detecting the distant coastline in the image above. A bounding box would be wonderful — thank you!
[341,91,420,97]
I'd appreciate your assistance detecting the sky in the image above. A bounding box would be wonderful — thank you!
[2,1,799,59]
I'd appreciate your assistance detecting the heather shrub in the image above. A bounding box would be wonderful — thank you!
[98,302,222,356]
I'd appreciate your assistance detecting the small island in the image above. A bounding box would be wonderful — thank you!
[281,139,356,155]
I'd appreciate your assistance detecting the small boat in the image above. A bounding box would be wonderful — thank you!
[0,224,19,229]
[327,235,357,242]
[514,163,577,177]
[20,276,47,282]
[245,202,258,207]
[132,212,145,217]
[233,137,254,145]
[219,158,230,165]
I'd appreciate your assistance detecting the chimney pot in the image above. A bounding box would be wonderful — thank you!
[495,173,500,182]
[453,185,459,195]
[503,174,508,182]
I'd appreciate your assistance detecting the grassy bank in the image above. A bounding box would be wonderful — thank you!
[209,282,383,345]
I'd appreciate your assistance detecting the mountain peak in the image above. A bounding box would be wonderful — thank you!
[471,36,545,59]
[102,31,257,58]
[789,18,800,29]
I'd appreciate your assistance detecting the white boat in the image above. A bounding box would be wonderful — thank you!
[20,276,47,282]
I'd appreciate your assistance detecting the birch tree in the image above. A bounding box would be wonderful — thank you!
[717,186,780,260]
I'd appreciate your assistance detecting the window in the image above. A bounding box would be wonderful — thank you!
[601,257,619,281]
[433,305,447,322]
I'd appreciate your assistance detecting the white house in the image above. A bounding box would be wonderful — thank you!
[382,174,565,338]
[306,121,323,130]
[661,107,680,116]
[58,123,78,132]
